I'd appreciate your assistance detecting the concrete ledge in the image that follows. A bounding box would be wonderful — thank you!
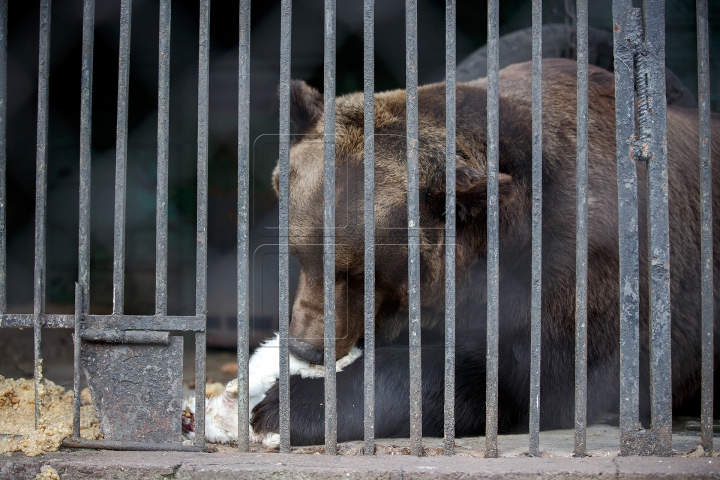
[2,450,719,479]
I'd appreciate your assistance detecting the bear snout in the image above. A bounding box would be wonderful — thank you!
[289,336,324,365]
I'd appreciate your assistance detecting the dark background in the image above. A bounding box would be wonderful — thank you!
[3,0,719,347]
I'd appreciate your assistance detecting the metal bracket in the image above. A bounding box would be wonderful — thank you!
[70,283,189,448]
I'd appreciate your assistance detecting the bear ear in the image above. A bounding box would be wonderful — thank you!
[289,79,323,134]
[454,166,515,222]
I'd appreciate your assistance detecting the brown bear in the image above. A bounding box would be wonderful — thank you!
[251,58,720,445]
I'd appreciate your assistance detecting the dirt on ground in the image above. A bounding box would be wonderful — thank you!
[0,377,102,457]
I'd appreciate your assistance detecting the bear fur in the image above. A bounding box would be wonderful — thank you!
[250,58,720,445]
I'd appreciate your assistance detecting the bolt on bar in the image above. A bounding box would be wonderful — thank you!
[34,0,52,430]
[323,0,338,455]
[642,0,672,456]
[0,0,6,317]
[113,0,132,315]
[574,0,589,459]
[155,0,171,317]
[443,0,456,458]
[611,0,641,456]
[696,0,714,456]
[405,0,422,458]
[278,0,292,454]
[485,0,500,460]
[362,0,375,457]
[528,0,542,458]
[237,0,250,453]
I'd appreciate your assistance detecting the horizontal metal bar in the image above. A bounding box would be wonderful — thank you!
[81,329,169,344]
[0,314,205,331]
[61,438,211,452]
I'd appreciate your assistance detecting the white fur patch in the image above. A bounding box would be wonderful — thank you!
[184,333,362,445]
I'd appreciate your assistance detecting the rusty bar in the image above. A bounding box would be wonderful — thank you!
[528,0,542,458]
[194,333,206,447]
[34,0,52,430]
[237,0,250,453]
[194,0,210,449]
[0,313,205,330]
[443,0,456,457]
[642,0,672,456]
[278,0,292,454]
[78,0,94,316]
[406,0,422,457]
[62,438,208,452]
[112,0,132,315]
[485,0,500,460]
[362,0,375,457]
[573,0,589,459]
[73,284,82,439]
[0,0,6,315]
[612,1,641,456]
[155,0,171,317]
[81,329,170,344]
[696,0,714,456]
[323,0,338,456]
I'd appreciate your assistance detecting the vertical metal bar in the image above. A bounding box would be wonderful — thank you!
[278,0,292,454]
[485,0,500,460]
[0,0,6,316]
[612,1,641,456]
[75,0,94,443]
[528,0,542,458]
[406,0,422,458]
[573,0,589,459]
[642,0,671,456]
[78,0,94,318]
[362,0,375,457]
[237,0,250,453]
[34,0,52,429]
[443,0,456,458]
[323,0,337,455]
[155,0,171,317]
[195,0,211,449]
[72,283,82,439]
[112,0,132,315]
[697,0,714,456]
[194,334,206,446]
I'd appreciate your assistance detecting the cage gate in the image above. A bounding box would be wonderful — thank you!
[0,0,715,460]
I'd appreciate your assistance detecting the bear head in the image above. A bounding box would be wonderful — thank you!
[274,78,529,364]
